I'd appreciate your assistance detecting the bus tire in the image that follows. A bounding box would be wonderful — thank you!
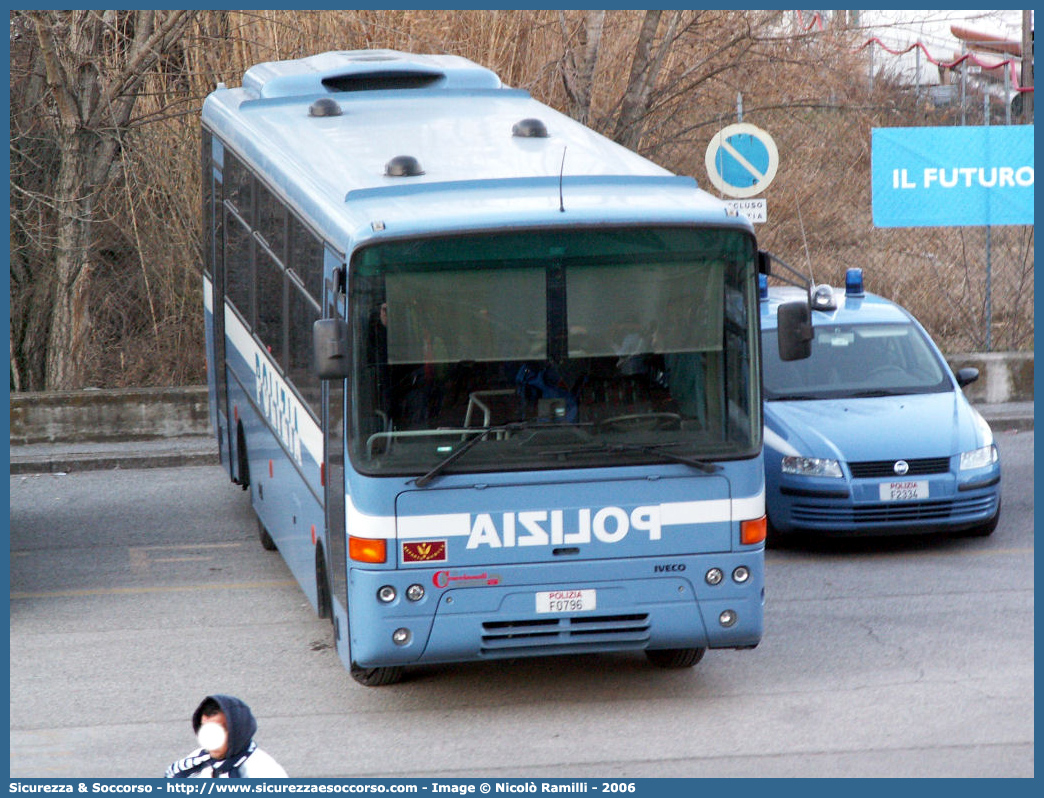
[235,423,250,490]
[257,517,276,551]
[350,662,405,687]
[315,548,332,620]
[645,647,705,669]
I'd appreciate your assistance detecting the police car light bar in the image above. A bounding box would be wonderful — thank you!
[846,268,865,297]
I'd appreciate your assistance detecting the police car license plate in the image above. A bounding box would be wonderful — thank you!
[880,480,928,501]
[536,589,596,614]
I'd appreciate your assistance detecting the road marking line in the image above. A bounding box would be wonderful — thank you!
[128,542,243,573]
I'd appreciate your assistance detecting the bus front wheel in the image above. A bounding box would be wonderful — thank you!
[645,647,705,669]
[350,663,405,687]
[235,423,250,490]
[315,548,332,620]
[257,517,276,551]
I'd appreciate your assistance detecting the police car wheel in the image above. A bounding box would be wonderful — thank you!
[350,663,405,687]
[765,516,785,548]
[963,500,1001,538]
[645,647,705,669]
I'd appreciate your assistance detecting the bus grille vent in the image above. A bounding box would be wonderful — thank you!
[480,613,650,657]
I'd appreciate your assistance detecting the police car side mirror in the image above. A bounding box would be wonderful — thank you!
[313,318,350,380]
[955,367,980,388]
[777,301,813,361]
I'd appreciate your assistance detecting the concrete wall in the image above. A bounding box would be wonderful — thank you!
[8,353,1033,444]
[10,386,211,445]
[945,352,1034,406]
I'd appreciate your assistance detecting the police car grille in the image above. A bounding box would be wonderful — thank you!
[792,493,996,525]
[480,613,650,656]
[848,457,951,478]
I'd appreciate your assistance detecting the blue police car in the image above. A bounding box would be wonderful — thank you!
[760,269,1001,539]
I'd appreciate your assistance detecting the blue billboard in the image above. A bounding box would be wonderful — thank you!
[872,125,1034,227]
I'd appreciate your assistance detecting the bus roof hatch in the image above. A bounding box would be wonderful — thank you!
[242,50,503,99]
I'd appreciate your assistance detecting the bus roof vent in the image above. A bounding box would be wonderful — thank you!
[512,118,549,138]
[385,155,425,178]
[242,51,503,99]
[322,70,443,93]
[309,98,342,117]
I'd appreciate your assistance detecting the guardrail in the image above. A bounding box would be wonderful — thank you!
[8,353,1033,445]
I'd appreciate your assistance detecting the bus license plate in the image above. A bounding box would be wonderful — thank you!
[880,480,928,501]
[536,589,596,614]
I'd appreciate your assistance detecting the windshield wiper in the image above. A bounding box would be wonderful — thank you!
[769,393,825,401]
[854,388,912,397]
[607,442,720,473]
[540,441,719,473]
[414,429,494,488]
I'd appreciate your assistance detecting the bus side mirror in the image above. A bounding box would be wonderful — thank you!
[757,250,772,276]
[777,300,813,361]
[313,318,350,380]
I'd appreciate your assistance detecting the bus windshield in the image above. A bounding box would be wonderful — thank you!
[349,226,760,477]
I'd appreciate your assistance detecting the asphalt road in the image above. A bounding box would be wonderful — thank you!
[8,429,1034,778]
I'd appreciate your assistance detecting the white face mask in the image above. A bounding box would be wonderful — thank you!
[197,721,228,753]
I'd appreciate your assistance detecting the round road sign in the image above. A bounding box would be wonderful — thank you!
[705,123,779,198]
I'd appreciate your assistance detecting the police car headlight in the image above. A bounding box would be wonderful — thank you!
[960,444,998,471]
[781,456,842,478]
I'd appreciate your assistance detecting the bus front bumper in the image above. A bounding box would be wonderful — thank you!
[347,553,764,668]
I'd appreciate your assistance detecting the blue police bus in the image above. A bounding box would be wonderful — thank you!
[202,50,799,685]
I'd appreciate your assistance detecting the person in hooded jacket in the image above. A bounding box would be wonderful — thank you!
[165,694,287,778]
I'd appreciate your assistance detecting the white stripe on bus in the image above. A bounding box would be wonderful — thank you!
[347,492,765,541]
[223,304,324,467]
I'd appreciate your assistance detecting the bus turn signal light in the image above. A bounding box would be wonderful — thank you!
[349,536,387,563]
[741,516,767,545]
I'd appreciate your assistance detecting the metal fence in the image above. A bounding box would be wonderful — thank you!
[736,80,1033,355]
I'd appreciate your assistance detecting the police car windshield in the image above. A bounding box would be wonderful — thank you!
[348,226,761,477]
[762,322,952,400]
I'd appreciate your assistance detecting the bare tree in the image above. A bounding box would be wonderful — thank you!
[8,11,1031,391]
[17,10,193,390]
[611,11,681,149]
[558,10,605,124]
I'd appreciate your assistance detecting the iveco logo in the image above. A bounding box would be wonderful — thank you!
[894,460,910,476]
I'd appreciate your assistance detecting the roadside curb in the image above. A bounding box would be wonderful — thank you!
[9,448,219,475]
[9,436,219,475]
